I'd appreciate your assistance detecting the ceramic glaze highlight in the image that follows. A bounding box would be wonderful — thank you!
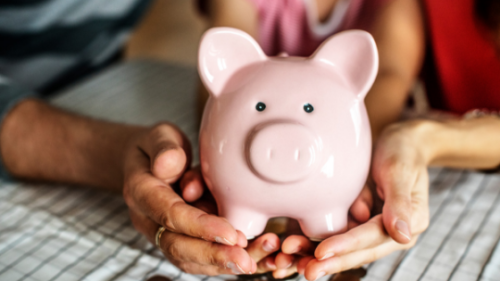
[198,27,378,240]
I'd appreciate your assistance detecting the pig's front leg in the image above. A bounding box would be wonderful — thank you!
[221,207,269,239]
[298,210,349,241]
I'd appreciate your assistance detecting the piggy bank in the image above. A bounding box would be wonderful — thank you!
[198,27,378,240]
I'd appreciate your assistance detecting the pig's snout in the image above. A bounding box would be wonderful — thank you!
[247,123,318,183]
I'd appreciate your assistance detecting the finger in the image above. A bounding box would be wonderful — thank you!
[256,255,277,273]
[304,237,417,281]
[141,124,190,183]
[297,256,315,275]
[349,185,373,223]
[273,253,299,279]
[127,174,241,246]
[236,230,249,249]
[275,252,295,269]
[375,165,415,244]
[161,231,255,274]
[314,215,389,260]
[131,209,252,274]
[281,235,316,256]
[409,170,430,235]
[347,214,361,230]
[129,208,157,241]
[273,268,299,280]
[180,168,205,202]
[246,233,280,263]
[175,263,221,276]
[190,182,218,215]
[178,262,249,276]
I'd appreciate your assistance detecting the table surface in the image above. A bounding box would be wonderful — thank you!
[1,60,500,281]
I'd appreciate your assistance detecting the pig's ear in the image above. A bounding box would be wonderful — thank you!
[198,27,267,97]
[312,30,378,100]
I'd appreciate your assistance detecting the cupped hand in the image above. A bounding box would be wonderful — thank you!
[180,167,283,275]
[273,184,374,279]
[278,121,431,280]
[123,123,258,275]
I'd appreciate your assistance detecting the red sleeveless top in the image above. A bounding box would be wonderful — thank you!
[423,0,500,114]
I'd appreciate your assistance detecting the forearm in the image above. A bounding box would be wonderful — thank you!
[406,118,500,170]
[364,0,425,140]
[365,71,411,140]
[0,99,145,191]
[207,0,258,40]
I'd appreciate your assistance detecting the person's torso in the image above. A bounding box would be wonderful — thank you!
[0,0,150,94]
[249,0,389,56]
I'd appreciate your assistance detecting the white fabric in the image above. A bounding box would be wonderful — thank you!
[303,0,351,38]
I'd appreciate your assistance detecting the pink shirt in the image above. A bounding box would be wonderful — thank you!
[249,0,388,56]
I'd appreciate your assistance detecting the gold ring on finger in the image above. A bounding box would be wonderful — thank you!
[155,226,166,248]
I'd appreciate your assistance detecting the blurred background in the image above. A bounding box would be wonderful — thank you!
[126,0,207,67]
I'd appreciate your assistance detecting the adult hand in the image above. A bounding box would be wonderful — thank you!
[123,123,256,275]
[180,168,284,274]
[278,121,432,280]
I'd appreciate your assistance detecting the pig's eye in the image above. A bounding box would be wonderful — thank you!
[256,102,266,112]
[303,103,314,113]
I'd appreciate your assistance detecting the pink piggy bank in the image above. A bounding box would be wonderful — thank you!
[198,27,378,240]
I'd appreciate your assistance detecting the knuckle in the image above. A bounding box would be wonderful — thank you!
[208,253,219,267]
[164,240,182,261]
[158,210,175,231]
[333,257,346,273]
[368,249,381,264]
[204,242,223,267]
[160,200,189,233]
[151,123,180,141]
[150,123,166,137]
[346,232,361,249]
[205,266,221,276]
[177,262,190,273]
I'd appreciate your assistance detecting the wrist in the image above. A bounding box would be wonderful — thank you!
[409,119,444,165]
[383,119,442,165]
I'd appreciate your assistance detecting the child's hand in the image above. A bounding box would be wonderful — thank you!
[180,168,284,275]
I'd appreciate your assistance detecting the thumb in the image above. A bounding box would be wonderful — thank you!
[381,181,413,244]
[141,124,190,183]
[374,162,416,244]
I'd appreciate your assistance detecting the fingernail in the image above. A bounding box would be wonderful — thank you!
[215,236,235,246]
[266,259,276,270]
[319,252,334,261]
[395,220,411,241]
[263,240,276,252]
[315,271,326,281]
[226,262,245,275]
